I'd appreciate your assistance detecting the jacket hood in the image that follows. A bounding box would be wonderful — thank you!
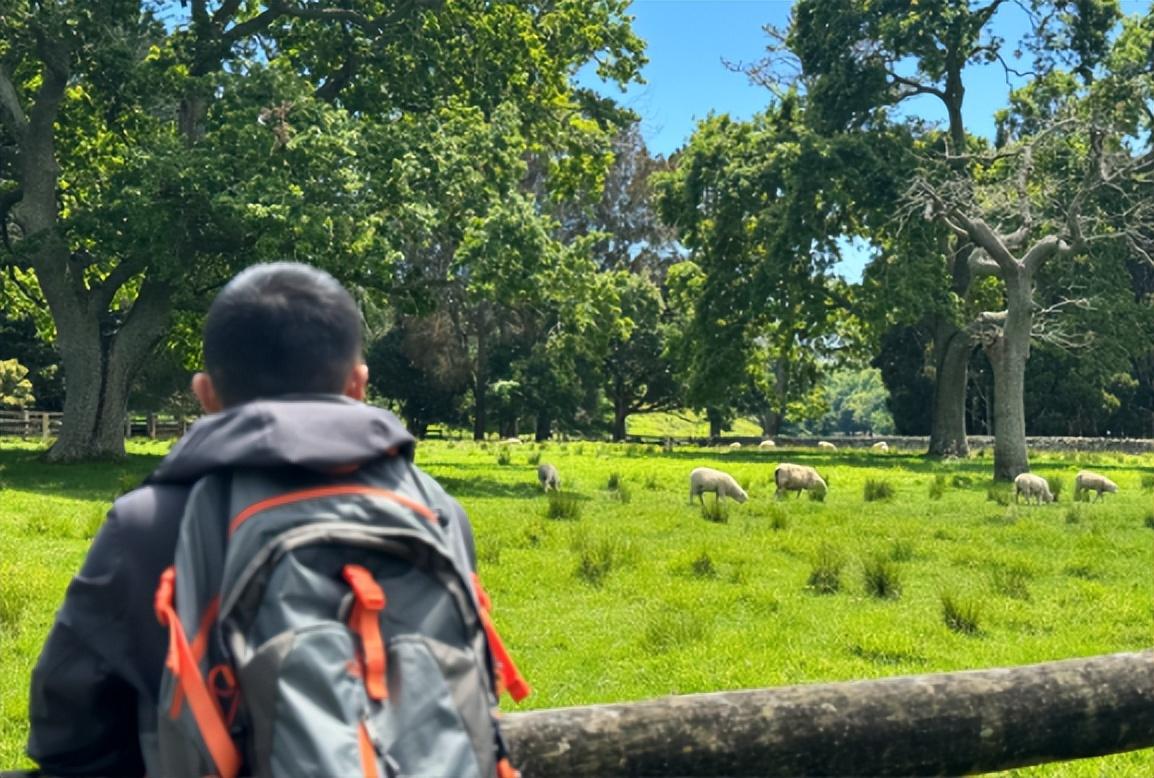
[148,395,415,484]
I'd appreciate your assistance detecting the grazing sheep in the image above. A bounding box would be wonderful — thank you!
[689,467,749,505]
[502,437,523,445]
[817,441,837,451]
[1074,470,1118,502]
[1013,473,1054,505]
[728,442,742,449]
[758,439,776,449]
[537,463,561,492]
[774,463,828,500]
[871,441,889,453]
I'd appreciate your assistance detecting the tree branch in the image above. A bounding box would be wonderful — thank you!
[0,64,29,141]
[887,72,946,101]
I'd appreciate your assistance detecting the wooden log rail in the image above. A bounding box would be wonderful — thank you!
[502,651,1154,777]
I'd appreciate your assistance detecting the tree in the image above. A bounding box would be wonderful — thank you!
[0,358,35,408]
[0,0,644,459]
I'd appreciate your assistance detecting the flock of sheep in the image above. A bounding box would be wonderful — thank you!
[1013,470,1119,504]
[532,441,1121,508]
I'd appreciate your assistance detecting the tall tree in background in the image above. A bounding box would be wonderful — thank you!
[0,0,644,459]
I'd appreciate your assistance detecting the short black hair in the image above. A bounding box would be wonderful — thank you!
[203,262,363,406]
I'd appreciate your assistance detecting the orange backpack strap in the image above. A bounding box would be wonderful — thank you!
[471,574,531,702]
[343,564,388,701]
[155,566,242,778]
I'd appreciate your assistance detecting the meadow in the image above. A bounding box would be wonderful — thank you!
[1,435,1152,775]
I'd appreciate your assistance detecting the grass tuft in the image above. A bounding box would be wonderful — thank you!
[986,485,1012,506]
[991,564,1032,601]
[889,539,915,562]
[572,531,634,587]
[642,607,707,653]
[863,478,895,502]
[807,543,844,595]
[495,447,512,466]
[942,593,982,635]
[545,490,582,521]
[527,451,541,466]
[863,555,902,599]
[700,499,729,523]
[607,471,621,490]
[1046,475,1063,502]
[1141,473,1154,491]
[690,551,718,579]
[929,474,946,500]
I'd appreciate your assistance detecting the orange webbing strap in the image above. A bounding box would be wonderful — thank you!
[471,574,531,702]
[154,567,242,778]
[357,721,380,778]
[343,564,388,701]
[496,756,521,778]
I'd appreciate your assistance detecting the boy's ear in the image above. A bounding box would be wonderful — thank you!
[344,362,369,401]
[192,372,223,413]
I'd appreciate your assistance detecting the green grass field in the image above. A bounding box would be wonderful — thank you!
[2,437,1152,775]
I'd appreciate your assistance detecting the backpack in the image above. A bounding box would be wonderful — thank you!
[151,456,529,778]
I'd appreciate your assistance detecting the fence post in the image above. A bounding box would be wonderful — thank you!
[41,412,49,440]
[148,412,157,440]
[21,409,30,437]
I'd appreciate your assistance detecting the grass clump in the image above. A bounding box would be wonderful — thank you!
[991,564,1032,601]
[545,490,582,521]
[642,472,660,490]
[942,593,982,635]
[642,606,707,653]
[607,471,621,490]
[700,499,729,523]
[950,474,974,488]
[863,478,895,502]
[690,551,719,579]
[1046,475,1063,502]
[863,555,902,599]
[928,474,946,500]
[495,447,512,466]
[767,506,789,531]
[1140,473,1154,491]
[889,539,915,562]
[1065,504,1085,525]
[0,564,30,634]
[527,451,541,466]
[572,531,634,587]
[611,484,632,504]
[986,485,1012,506]
[807,543,844,595]
[1144,511,1154,530]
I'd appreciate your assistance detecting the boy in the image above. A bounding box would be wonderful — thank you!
[25,262,476,776]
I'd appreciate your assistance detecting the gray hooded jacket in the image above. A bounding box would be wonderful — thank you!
[26,397,473,777]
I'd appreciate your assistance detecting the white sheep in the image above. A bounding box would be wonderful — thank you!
[871,441,889,453]
[758,439,776,449]
[728,442,742,449]
[502,437,523,445]
[817,441,837,451]
[688,467,749,505]
[1074,470,1118,502]
[1013,473,1054,505]
[537,463,561,492]
[774,463,828,500]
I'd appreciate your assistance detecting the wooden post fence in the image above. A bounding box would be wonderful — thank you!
[502,651,1154,777]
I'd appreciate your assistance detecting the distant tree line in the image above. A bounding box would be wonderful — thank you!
[2,1,1153,476]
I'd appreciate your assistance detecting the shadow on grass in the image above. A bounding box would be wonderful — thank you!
[432,476,556,500]
[0,446,162,502]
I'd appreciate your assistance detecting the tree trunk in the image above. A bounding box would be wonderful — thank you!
[612,392,628,442]
[707,408,723,439]
[988,279,1032,481]
[534,412,551,442]
[758,411,782,438]
[44,276,173,461]
[472,328,488,441]
[502,651,1154,778]
[927,320,971,457]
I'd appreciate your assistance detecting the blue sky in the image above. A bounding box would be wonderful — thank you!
[582,0,1151,280]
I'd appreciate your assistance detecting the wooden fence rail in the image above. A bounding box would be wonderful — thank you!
[0,410,193,440]
[502,651,1154,777]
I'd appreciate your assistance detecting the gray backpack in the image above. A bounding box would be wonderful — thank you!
[151,457,528,778]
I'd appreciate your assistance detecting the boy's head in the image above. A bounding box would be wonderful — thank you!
[192,262,368,411]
